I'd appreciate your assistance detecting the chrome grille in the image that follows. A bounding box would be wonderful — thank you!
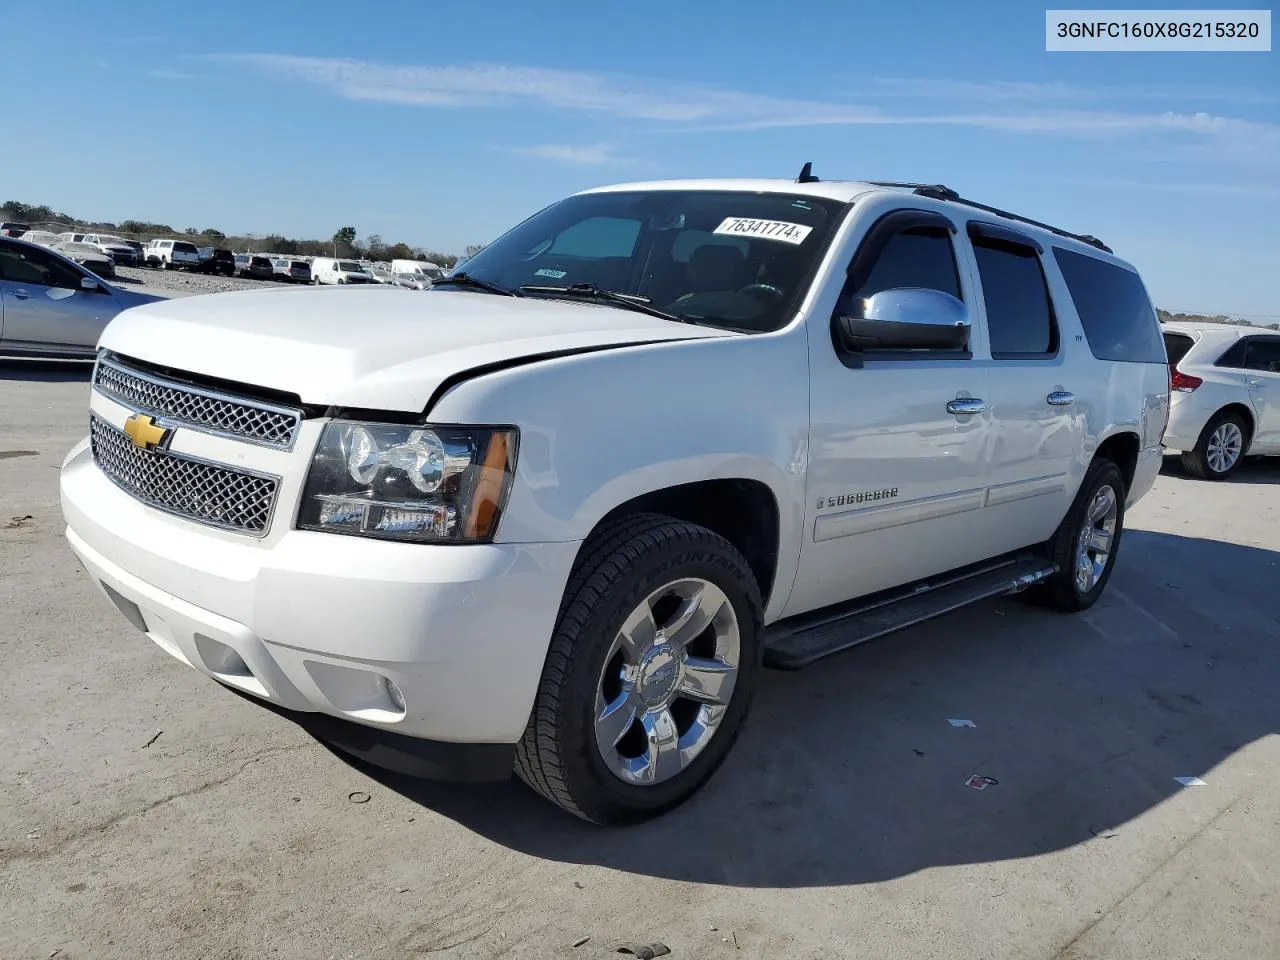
[93,354,302,449]
[89,416,279,535]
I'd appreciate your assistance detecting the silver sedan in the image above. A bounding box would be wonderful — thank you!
[0,237,165,359]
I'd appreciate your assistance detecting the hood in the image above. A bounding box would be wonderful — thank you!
[99,241,132,252]
[56,243,110,261]
[98,286,735,412]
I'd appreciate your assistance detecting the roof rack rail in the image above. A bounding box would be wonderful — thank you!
[864,180,1111,253]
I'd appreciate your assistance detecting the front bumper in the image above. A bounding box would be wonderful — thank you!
[60,438,580,771]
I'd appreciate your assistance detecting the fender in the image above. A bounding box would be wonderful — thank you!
[429,327,811,621]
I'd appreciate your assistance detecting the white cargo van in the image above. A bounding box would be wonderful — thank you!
[311,257,376,285]
[391,259,444,290]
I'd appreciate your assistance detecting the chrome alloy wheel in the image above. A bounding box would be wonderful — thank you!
[594,578,741,786]
[1207,421,1244,474]
[1075,483,1119,593]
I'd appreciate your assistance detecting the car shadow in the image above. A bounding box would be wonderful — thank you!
[0,358,93,381]
[1160,453,1280,485]
[288,529,1280,888]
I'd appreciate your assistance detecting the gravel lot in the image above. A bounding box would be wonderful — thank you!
[1,362,1278,960]
[111,265,299,299]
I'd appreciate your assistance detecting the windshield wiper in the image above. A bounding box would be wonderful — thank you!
[518,283,694,324]
[431,272,522,297]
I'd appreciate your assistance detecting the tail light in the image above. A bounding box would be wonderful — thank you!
[1170,369,1202,392]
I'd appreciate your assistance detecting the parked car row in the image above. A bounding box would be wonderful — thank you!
[1,224,454,291]
[10,230,119,279]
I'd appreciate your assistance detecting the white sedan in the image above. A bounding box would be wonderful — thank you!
[1161,321,1280,479]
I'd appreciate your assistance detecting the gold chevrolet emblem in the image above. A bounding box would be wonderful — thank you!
[122,413,171,451]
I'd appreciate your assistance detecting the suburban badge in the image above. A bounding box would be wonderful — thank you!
[817,488,899,510]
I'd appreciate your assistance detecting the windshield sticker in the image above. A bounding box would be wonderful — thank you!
[713,217,813,245]
[534,268,567,279]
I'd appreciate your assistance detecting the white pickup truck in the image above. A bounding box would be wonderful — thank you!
[60,171,1170,824]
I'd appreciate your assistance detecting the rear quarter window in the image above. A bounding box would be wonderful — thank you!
[1053,248,1166,363]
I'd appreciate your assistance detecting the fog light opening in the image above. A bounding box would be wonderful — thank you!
[380,675,406,714]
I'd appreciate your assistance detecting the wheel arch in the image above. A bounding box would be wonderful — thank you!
[589,478,783,611]
[1208,402,1256,449]
[1094,430,1141,492]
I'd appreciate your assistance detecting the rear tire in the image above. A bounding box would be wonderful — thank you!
[1028,458,1126,613]
[1181,410,1249,480]
[515,514,762,825]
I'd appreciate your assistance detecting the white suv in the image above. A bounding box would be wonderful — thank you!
[59,172,1169,823]
[144,239,202,270]
[1161,322,1280,478]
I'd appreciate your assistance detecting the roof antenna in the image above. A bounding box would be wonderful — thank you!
[796,161,819,183]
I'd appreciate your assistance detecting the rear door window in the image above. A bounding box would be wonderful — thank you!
[1053,248,1165,363]
[1245,337,1280,373]
[973,238,1056,356]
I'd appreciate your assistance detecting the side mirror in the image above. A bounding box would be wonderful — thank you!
[80,277,101,292]
[835,288,970,353]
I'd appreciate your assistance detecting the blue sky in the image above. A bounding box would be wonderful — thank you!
[2,0,1276,318]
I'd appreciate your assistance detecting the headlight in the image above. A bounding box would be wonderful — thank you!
[297,421,517,543]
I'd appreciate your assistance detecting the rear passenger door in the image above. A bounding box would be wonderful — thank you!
[1241,336,1280,451]
[964,222,1081,553]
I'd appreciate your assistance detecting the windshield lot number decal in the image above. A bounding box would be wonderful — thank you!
[713,217,813,245]
[534,268,567,279]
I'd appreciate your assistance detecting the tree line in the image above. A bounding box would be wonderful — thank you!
[1157,309,1278,331]
[1,200,485,269]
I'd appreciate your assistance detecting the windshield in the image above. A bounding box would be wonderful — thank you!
[173,242,199,254]
[338,261,363,271]
[451,189,846,332]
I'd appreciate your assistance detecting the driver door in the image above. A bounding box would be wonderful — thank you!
[786,206,996,616]
[0,240,116,354]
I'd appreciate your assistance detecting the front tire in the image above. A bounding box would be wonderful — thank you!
[1029,458,1126,613]
[516,514,762,824]
[1181,410,1249,480]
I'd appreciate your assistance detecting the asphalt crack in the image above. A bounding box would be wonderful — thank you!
[1052,795,1241,958]
[0,743,310,865]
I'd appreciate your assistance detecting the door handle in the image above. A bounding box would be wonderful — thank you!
[1047,391,1076,406]
[11,289,31,300]
[946,398,987,415]
[1247,378,1263,387]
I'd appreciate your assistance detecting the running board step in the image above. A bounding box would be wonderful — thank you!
[763,556,1056,670]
